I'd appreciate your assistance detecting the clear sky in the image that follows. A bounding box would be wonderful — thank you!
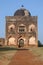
[0,0,43,43]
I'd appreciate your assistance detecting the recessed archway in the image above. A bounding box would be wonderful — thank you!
[29,36,36,45]
[18,39,24,47]
[8,37,16,45]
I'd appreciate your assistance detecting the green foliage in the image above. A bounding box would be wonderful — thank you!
[38,40,43,47]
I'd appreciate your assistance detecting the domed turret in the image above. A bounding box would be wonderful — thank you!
[14,6,31,16]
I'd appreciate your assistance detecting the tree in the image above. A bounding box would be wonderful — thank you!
[38,40,42,47]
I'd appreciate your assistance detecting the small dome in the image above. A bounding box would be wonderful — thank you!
[14,7,31,16]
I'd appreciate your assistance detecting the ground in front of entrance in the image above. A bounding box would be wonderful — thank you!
[8,49,43,65]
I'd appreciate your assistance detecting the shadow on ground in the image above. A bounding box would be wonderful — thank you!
[0,46,29,51]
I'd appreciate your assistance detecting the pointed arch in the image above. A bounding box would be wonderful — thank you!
[29,24,36,32]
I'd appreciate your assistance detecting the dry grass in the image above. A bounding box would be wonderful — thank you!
[0,47,43,65]
[29,47,43,61]
[0,50,17,65]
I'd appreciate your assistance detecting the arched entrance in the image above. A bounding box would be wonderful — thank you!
[18,39,24,47]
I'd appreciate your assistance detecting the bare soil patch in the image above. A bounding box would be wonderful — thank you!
[8,50,43,65]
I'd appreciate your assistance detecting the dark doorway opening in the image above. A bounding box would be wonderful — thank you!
[18,39,24,47]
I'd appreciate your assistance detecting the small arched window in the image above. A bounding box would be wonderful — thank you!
[29,24,36,32]
[8,24,15,34]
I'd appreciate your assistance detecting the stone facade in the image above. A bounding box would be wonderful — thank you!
[5,7,38,47]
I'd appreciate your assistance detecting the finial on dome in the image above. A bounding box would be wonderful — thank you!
[21,5,24,9]
[21,5,24,7]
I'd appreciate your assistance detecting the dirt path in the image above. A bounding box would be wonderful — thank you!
[8,50,43,65]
